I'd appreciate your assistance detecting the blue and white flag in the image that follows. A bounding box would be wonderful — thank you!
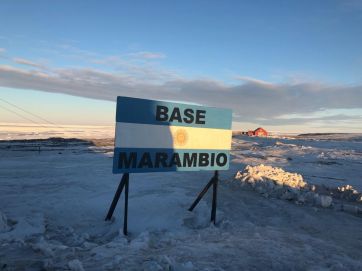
[113,96,232,173]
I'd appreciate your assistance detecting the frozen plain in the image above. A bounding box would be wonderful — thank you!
[0,134,362,270]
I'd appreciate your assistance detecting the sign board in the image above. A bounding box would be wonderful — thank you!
[113,96,232,173]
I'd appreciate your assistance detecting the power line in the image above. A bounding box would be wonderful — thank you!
[0,97,64,129]
[0,103,50,129]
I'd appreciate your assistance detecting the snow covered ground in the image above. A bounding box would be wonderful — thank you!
[0,135,362,270]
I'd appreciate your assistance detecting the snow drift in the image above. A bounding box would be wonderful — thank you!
[234,164,362,212]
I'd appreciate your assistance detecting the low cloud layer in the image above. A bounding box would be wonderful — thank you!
[0,62,361,126]
[128,51,166,59]
[13,58,45,69]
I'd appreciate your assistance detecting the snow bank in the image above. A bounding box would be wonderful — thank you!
[0,211,10,233]
[234,164,362,212]
[336,185,362,202]
[235,164,306,189]
[68,259,85,271]
[0,213,45,242]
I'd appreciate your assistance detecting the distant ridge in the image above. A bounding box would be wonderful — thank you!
[298,133,351,136]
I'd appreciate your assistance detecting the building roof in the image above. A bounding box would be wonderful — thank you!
[254,127,267,132]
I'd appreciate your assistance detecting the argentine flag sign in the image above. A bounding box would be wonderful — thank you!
[113,96,232,173]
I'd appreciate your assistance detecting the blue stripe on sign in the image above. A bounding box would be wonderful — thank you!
[116,96,232,129]
[113,148,230,173]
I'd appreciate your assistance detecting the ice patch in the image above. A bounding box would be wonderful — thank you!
[0,211,10,233]
[31,236,69,257]
[142,260,164,271]
[317,195,333,208]
[0,213,45,241]
[142,255,195,271]
[183,202,211,229]
[68,259,84,271]
[130,231,152,250]
[336,185,362,202]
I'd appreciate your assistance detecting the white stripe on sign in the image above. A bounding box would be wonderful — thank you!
[115,122,232,150]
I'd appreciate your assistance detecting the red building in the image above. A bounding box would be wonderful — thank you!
[253,127,268,137]
[242,127,268,137]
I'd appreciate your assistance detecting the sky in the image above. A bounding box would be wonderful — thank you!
[0,0,362,133]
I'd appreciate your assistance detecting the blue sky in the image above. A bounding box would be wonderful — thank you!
[0,0,361,132]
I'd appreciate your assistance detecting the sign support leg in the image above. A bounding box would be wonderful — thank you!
[105,173,130,235]
[123,174,129,235]
[211,171,218,224]
[188,170,219,225]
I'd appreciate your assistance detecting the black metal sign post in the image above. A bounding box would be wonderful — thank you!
[188,170,219,224]
[105,173,130,235]
[106,170,219,236]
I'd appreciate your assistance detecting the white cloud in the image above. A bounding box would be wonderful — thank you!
[0,48,6,53]
[13,58,45,69]
[235,76,274,87]
[92,55,179,83]
[128,51,166,59]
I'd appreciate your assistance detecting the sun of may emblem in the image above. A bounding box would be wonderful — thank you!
[174,128,188,146]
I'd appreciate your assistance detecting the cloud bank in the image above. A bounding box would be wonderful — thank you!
[0,42,361,129]
[13,58,45,69]
[1,62,361,127]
